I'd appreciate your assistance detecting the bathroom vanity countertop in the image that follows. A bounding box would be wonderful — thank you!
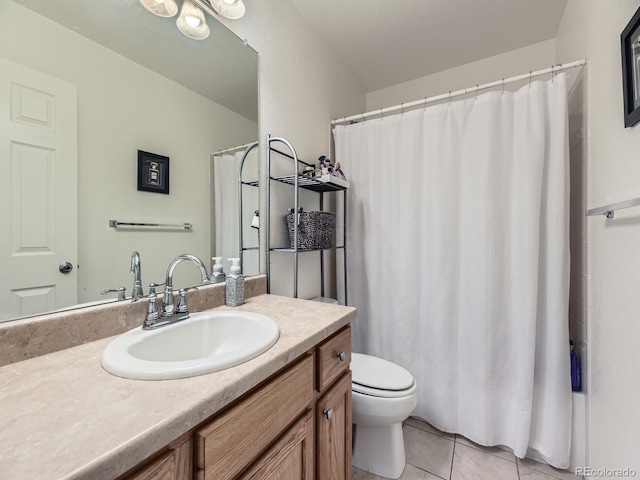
[0,294,356,480]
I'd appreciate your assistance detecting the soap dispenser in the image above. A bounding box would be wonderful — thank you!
[211,256,226,284]
[225,258,245,307]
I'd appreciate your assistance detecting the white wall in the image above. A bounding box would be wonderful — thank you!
[0,1,258,302]
[217,1,366,299]
[556,0,640,473]
[366,39,556,111]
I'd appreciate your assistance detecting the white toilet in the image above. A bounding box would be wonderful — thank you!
[351,353,417,479]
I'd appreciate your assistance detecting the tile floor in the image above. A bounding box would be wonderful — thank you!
[353,417,583,480]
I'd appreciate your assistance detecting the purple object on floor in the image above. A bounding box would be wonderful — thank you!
[570,340,581,392]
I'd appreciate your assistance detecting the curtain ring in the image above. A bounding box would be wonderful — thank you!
[475,84,479,100]
[529,71,532,87]
[401,102,404,116]
[424,97,428,110]
[448,91,453,105]
[501,78,505,95]
[361,112,365,123]
[380,107,383,120]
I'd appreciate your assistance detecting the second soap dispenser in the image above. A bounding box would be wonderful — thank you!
[225,258,245,306]
[211,256,226,284]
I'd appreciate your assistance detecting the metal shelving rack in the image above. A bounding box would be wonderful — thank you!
[265,135,348,304]
[238,141,260,269]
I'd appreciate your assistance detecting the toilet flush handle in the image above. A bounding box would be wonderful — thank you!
[337,351,346,361]
[323,408,333,421]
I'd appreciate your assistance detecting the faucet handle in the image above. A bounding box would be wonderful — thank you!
[144,285,161,328]
[147,282,164,297]
[176,287,198,314]
[101,287,126,301]
[133,282,163,303]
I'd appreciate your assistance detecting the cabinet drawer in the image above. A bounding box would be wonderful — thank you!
[317,327,351,392]
[195,354,314,480]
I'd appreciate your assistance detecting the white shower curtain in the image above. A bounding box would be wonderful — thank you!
[333,74,572,468]
[213,148,259,274]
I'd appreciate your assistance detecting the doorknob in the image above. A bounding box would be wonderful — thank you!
[59,262,73,274]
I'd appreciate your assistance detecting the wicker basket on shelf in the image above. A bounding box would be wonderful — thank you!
[286,208,336,250]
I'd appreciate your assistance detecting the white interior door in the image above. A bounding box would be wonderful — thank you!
[0,58,78,322]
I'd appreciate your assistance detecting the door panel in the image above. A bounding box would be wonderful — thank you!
[0,58,78,321]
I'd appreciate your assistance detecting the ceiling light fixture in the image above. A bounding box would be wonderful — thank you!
[177,0,210,40]
[140,0,244,40]
[206,0,246,20]
[139,0,179,18]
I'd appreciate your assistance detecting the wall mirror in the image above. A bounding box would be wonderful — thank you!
[0,0,259,323]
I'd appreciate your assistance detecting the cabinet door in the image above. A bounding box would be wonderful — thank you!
[195,355,314,480]
[317,371,352,480]
[239,410,314,480]
[121,436,191,480]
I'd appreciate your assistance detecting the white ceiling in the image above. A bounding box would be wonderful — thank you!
[290,0,568,92]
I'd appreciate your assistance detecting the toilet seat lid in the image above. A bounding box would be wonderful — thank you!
[351,353,414,391]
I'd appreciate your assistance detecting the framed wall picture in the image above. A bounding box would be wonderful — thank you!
[137,150,169,194]
[621,5,640,128]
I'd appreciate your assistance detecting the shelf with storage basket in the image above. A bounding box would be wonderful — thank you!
[266,135,349,304]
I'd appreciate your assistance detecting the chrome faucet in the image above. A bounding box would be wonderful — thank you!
[101,287,126,301]
[161,254,209,320]
[130,251,144,302]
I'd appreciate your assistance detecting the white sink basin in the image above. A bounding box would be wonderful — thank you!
[101,311,279,380]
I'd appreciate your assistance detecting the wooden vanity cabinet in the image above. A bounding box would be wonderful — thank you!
[238,410,315,479]
[194,354,315,480]
[120,326,351,480]
[122,434,192,480]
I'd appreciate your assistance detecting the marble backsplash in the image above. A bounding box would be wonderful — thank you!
[0,274,267,366]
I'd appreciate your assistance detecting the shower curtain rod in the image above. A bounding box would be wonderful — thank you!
[331,59,587,126]
[212,141,259,156]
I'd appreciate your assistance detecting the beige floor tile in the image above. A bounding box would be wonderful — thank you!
[450,443,518,480]
[399,464,443,479]
[405,417,456,441]
[517,457,579,480]
[404,424,454,479]
[518,465,564,480]
[455,436,516,463]
[353,466,383,480]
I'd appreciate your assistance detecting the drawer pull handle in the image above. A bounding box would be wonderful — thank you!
[323,408,334,421]
[337,351,346,362]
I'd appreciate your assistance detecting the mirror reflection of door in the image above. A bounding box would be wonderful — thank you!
[0,58,78,321]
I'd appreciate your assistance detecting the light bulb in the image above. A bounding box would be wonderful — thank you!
[177,0,210,40]
[185,15,201,27]
[139,0,178,17]
[211,0,245,19]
